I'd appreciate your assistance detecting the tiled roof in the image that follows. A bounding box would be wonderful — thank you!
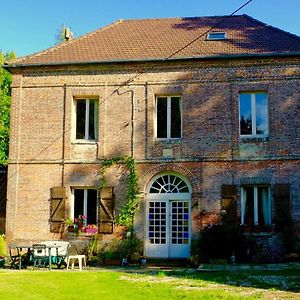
[7,14,300,67]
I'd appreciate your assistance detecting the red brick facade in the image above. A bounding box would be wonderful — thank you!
[5,56,300,251]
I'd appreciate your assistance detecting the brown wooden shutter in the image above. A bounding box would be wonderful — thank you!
[221,185,237,221]
[98,187,114,234]
[50,187,66,233]
[273,184,291,223]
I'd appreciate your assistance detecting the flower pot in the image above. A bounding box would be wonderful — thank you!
[85,228,98,234]
[68,225,75,232]
[105,259,121,266]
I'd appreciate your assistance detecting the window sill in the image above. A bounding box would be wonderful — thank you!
[240,136,269,143]
[67,232,98,238]
[72,140,98,145]
[241,224,273,235]
[155,138,182,144]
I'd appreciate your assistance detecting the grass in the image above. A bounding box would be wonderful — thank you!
[0,266,299,299]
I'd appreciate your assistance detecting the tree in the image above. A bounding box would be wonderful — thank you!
[0,51,15,165]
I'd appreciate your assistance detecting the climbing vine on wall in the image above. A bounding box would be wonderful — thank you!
[101,156,140,228]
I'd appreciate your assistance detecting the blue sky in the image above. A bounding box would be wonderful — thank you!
[1,0,300,57]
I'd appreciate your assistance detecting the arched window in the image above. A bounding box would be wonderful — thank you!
[149,174,189,193]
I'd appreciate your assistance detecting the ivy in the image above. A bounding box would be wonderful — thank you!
[101,156,140,228]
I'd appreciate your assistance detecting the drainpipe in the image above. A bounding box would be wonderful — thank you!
[116,89,135,157]
[61,84,67,186]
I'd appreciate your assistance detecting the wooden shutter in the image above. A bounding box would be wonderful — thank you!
[50,187,66,233]
[273,184,291,223]
[221,185,237,221]
[98,187,114,234]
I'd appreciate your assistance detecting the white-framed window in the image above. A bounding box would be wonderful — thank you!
[241,186,271,226]
[73,189,98,226]
[239,92,269,137]
[75,98,99,140]
[156,96,182,139]
[206,32,227,40]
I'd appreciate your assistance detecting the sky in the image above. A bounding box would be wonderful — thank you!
[1,0,300,58]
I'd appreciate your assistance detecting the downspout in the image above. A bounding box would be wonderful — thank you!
[130,90,135,157]
[144,82,148,160]
[229,80,235,185]
[61,84,67,186]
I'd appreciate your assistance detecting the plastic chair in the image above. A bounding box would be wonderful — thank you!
[66,244,86,271]
[9,244,21,269]
[67,255,86,271]
[32,244,49,269]
[39,241,70,268]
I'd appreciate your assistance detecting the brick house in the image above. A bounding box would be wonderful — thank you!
[4,15,300,258]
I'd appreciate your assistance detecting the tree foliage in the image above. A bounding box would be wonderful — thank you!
[0,51,15,165]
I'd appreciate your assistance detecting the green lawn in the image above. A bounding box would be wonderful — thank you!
[0,267,299,299]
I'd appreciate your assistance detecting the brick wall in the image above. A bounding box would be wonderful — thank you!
[6,56,300,244]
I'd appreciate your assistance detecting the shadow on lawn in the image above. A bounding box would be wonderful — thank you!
[102,265,300,293]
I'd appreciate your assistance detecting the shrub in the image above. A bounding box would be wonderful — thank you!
[98,233,143,263]
[251,235,285,263]
[192,223,248,262]
[0,235,5,257]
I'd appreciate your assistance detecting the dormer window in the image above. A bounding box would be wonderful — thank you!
[206,32,227,40]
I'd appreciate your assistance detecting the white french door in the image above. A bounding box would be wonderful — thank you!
[145,173,192,258]
[146,198,191,258]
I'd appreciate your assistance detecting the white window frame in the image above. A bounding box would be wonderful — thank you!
[241,186,271,226]
[207,32,227,40]
[239,92,269,138]
[75,98,98,141]
[155,96,182,140]
[71,188,98,226]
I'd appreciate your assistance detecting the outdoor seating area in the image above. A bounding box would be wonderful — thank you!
[7,241,86,271]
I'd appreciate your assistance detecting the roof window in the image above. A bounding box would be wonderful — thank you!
[206,32,227,40]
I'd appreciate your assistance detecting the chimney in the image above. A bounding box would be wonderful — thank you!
[64,28,73,41]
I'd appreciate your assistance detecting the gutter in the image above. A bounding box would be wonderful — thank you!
[3,52,300,70]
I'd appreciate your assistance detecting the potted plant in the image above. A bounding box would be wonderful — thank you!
[64,218,74,232]
[74,215,86,233]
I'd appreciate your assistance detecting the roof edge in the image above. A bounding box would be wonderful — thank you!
[242,14,300,42]
[4,52,300,70]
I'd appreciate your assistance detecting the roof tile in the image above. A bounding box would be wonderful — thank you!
[8,15,300,67]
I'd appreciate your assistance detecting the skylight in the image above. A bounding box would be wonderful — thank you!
[207,32,227,40]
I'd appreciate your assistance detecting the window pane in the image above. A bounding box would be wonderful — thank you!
[240,94,252,135]
[74,189,84,218]
[258,187,270,225]
[255,93,268,135]
[171,97,181,138]
[87,189,97,225]
[88,100,96,140]
[76,100,86,139]
[157,97,167,138]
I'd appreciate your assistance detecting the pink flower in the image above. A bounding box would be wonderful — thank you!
[74,217,78,223]
[82,215,87,220]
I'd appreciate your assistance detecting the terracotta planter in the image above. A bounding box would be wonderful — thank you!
[85,228,98,234]
[67,225,75,232]
[104,259,121,266]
